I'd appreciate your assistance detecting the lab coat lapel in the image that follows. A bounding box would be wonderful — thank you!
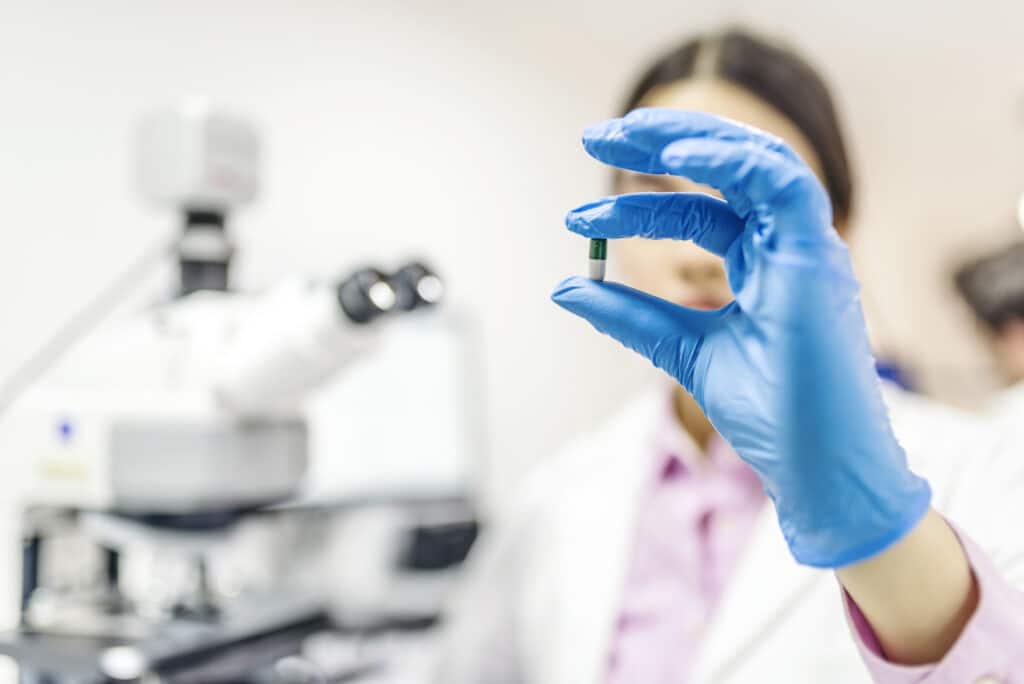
[543,395,661,684]
[691,503,823,684]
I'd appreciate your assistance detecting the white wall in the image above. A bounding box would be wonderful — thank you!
[3,0,1024,508]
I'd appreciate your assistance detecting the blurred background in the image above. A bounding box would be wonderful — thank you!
[5,0,1024,500]
[2,1,1024,682]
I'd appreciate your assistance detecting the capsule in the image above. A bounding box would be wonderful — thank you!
[588,238,607,281]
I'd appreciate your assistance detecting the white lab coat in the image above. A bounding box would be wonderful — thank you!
[438,384,1024,684]
[988,381,1024,431]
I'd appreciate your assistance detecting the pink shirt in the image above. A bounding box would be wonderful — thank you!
[606,396,1024,683]
[604,403,763,684]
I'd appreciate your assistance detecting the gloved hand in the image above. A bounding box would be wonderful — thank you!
[552,108,931,568]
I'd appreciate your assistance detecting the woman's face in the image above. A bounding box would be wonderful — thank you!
[615,78,829,310]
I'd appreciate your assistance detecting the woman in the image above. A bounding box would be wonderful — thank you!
[439,29,1024,683]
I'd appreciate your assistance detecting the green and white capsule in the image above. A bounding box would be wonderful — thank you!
[588,238,607,281]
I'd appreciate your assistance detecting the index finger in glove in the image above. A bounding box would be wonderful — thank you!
[581,108,803,176]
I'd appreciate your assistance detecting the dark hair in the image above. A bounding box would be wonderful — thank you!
[954,242,1024,332]
[620,28,854,226]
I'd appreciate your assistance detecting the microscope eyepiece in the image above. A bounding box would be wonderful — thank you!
[336,262,443,323]
[392,261,444,311]
[336,268,397,324]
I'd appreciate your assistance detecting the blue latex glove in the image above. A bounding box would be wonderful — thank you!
[552,109,931,568]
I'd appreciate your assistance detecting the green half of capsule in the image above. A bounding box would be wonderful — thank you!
[588,238,607,281]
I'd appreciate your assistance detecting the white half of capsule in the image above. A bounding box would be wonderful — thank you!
[588,258,606,281]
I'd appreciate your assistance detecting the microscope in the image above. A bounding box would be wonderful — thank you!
[0,103,475,683]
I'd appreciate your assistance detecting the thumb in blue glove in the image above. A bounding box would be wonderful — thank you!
[552,108,930,568]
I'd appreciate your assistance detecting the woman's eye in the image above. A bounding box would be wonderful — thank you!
[621,174,674,193]
[677,263,726,284]
[703,264,725,281]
